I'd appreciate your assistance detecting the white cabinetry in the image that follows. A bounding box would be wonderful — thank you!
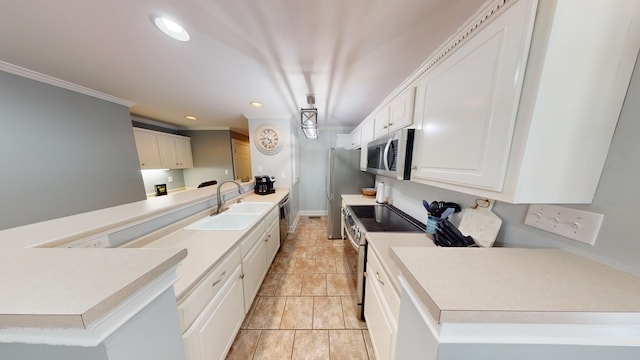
[388,86,416,133]
[240,207,280,312]
[158,134,193,169]
[372,107,390,139]
[349,125,362,149]
[364,246,400,360]
[360,118,375,171]
[264,216,280,265]
[410,0,640,203]
[133,128,193,170]
[183,265,244,360]
[133,129,162,169]
[411,0,535,192]
[180,248,244,360]
[373,86,416,140]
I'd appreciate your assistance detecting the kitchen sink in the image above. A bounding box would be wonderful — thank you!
[227,202,271,214]
[185,213,258,231]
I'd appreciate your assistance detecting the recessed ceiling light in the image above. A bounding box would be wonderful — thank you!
[250,101,263,108]
[153,17,190,42]
[185,115,197,120]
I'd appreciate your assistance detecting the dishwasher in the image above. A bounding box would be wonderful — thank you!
[279,195,290,244]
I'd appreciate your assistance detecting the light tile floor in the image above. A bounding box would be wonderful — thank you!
[226,216,376,360]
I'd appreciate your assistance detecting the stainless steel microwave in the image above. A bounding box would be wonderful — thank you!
[366,129,415,180]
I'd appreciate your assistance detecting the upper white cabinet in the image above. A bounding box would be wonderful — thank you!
[411,0,536,193]
[372,106,391,139]
[348,125,362,149]
[133,128,193,170]
[159,135,193,169]
[409,0,640,203]
[373,86,416,139]
[133,129,162,169]
[388,86,416,133]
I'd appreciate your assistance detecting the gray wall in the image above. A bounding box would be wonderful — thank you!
[298,128,347,214]
[0,71,146,230]
[181,130,235,188]
[386,56,640,275]
[140,169,186,195]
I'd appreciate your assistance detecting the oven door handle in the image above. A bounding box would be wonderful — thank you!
[344,227,360,252]
[383,137,392,171]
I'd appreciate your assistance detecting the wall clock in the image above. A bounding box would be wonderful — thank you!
[254,124,282,155]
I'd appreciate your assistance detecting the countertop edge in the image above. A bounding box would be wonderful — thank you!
[389,247,443,323]
[82,248,188,327]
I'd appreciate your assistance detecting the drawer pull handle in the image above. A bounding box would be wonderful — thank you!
[375,272,384,285]
[211,271,226,287]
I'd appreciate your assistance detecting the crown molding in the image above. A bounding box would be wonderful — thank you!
[0,60,136,107]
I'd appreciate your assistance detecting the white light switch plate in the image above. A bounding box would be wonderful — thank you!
[524,204,604,246]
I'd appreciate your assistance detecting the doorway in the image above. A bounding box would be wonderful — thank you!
[232,139,252,180]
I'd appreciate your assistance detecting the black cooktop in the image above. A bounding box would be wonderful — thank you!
[348,205,425,233]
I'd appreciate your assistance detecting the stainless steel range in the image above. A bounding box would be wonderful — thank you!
[342,204,425,319]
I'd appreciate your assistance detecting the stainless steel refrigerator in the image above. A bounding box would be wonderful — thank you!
[326,148,375,239]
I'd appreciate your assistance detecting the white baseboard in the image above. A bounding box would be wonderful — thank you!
[298,210,328,217]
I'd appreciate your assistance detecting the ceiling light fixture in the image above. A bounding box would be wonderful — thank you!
[301,108,318,139]
[250,101,263,108]
[153,17,190,42]
[185,115,197,120]
[301,94,318,139]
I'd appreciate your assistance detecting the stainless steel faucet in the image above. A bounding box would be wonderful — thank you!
[216,180,242,214]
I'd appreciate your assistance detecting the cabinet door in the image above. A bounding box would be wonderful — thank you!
[183,265,244,360]
[349,126,362,149]
[133,129,162,169]
[373,106,390,139]
[241,237,267,312]
[176,137,193,168]
[388,86,416,133]
[411,0,535,191]
[264,217,280,266]
[365,271,395,360]
[360,118,375,171]
[157,135,180,169]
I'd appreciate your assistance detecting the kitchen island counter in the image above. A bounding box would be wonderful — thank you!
[139,189,289,300]
[390,246,640,325]
[0,247,186,330]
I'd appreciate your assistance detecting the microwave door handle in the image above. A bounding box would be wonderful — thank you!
[383,138,392,171]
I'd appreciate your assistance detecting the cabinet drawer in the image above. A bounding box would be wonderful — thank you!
[179,246,241,331]
[367,247,400,321]
[239,221,267,258]
[365,268,395,360]
[265,206,278,225]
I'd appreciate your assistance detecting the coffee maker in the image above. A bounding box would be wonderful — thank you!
[254,175,276,195]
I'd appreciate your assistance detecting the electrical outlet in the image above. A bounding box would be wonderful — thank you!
[168,176,173,183]
[524,204,604,246]
[225,169,229,175]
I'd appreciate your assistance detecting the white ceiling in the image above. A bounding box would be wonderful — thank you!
[0,0,483,133]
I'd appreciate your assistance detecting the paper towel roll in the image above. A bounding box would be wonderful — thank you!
[376,182,385,203]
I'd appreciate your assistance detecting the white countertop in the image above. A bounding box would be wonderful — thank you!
[391,247,640,325]
[0,180,255,249]
[0,247,186,329]
[365,233,434,295]
[142,189,289,300]
[341,194,378,206]
[0,181,279,330]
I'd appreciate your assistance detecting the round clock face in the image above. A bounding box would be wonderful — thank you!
[254,124,282,154]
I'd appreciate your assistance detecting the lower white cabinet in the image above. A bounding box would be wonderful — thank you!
[264,216,279,266]
[241,231,268,312]
[183,265,244,360]
[364,247,400,360]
